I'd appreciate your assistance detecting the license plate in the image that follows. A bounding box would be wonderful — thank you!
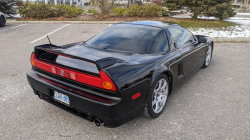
[54,91,70,105]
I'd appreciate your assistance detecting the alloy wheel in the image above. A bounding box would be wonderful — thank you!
[205,45,212,66]
[152,78,168,114]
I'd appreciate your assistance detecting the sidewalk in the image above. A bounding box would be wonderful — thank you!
[7,20,123,24]
[6,21,250,43]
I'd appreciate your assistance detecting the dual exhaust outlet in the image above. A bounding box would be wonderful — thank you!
[94,118,103,127]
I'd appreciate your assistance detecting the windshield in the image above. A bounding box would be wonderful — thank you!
[85,24,168,54]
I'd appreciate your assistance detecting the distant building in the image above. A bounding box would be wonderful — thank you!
[234,0,250,5]
[18,0,90,5]
[17,0,156,5]
[115,0,155,4]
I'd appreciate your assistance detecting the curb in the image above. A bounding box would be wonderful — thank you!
[7,21,123,24]
[212,38,250,43]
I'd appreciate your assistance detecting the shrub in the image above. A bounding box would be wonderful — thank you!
[162,7,170,16]
[18,3,84,18]
[87,7,97,14]
[127,4,139,17]
[111,7,127,16]
[127,4,163,17]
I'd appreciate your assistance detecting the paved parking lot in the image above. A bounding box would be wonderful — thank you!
[0,24,250,139]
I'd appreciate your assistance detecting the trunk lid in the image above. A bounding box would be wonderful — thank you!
[34,42,146,76]
[35,42,145,75]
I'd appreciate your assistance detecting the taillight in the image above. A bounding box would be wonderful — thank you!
[100,71,116,91]
[31,53,37,66]
[31,52,117,91]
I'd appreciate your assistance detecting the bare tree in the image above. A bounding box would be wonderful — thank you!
[97,0,115,14]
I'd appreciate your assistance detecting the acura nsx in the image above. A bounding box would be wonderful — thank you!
[27,21,213,127]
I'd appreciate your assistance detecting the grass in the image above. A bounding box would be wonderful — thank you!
[10,16,240,30]
[171,19,239,29]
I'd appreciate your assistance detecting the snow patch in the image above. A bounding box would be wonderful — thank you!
[6,14,21,18]
[189,25,250,38]
[189,18,250,38]
[236,13,250,15]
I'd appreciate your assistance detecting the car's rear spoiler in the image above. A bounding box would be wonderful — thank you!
[34,44,123,71]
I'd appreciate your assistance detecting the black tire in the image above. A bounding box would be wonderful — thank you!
[0,16,6,27]
[144,74,170,118]
[202,45,213,68]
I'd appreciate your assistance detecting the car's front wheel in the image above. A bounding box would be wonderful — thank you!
[0,16,5,27]
[144,74,170,118]
[202,45,213,68]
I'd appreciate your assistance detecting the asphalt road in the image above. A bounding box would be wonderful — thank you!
[0,24,250,140]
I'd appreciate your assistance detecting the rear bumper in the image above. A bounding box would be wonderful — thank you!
[27,70,144,127]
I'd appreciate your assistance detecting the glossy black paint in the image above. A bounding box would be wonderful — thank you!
[27,21,213,127]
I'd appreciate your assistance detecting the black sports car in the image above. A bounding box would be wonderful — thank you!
[27,21,213,128]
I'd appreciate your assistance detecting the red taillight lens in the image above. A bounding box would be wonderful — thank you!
[31,53,37,66]
[31,52,116,91]
[100,71,116,91]
[51,67,56,74]
[69,72,76,80]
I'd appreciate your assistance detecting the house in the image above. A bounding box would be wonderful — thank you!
[18,0,156,5]
[18,0,90,5]
[233,0,250,5]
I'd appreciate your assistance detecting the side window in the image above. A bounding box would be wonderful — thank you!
[147,29,169,53]
[168,26,195,48]
[168,26,183,47]
[182,28,195,45]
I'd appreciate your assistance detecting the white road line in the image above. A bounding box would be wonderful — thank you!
[0,24,26,33]
[30,24,70,43]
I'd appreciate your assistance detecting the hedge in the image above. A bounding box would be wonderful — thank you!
[111,4,165,17]
[18,3,84,18]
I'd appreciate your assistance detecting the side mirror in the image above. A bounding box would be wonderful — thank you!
[198,37,207,43]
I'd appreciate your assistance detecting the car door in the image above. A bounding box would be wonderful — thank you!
[167,26,203,77]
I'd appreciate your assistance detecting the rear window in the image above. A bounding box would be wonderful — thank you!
[85,24,168,54]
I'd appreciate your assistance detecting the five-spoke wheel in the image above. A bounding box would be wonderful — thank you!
[144,74,170,118]
[152,79,168,114]
[202,45,213,68]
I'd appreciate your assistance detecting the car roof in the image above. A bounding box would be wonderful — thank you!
[119,21,177,29]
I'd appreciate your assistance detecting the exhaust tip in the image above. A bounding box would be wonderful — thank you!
[38,93,43,99]
[33,90,38,95]
[94,118,102,127]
